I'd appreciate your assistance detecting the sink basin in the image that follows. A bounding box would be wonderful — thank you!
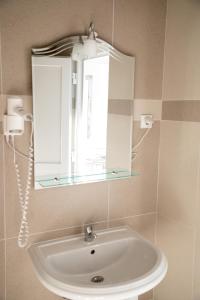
[28,226,167,300]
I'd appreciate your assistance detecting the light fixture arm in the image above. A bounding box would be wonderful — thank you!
[88,22,97,40]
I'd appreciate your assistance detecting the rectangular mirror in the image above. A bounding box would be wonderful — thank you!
[32,35,136,189]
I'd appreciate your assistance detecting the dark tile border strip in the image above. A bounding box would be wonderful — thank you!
[108,99,133,116]
[0,121,2,134]
[162,100,200,122]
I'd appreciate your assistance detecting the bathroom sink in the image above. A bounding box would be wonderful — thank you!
[28,226,167,300]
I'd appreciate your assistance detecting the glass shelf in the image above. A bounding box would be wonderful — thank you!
[36,169,138,188]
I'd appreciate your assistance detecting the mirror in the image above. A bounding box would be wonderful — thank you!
[32,24,136,189]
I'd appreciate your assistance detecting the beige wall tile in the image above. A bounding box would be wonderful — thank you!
[109,213,156,242]
[0,0,113,94]
[109,176,155,219]
[194,227,200,300]
[108,99,133,116]
[114,0,166,99]
[154,215,194,300]
[162,100,200,122]
[158,2,200,299]
[0,29,2,96]
[163,0,200,100]
[29,220,108,244]
[0,95,3,122]
[30,225,83,244]
[30,184,109,234]
[139,291,153,300]
[0,240,5,300]
[109,121,160,219]
[133,121,160,180]
[0,1,164,298]
[5,149,109,237]
[0,30,4,298]
[193,187,200,300]
[6,238,60,300]
[134,99,162,121]
[0,95,3,241]
[0,135,4,240]
[0,0,167,98]
[158,121,200,227]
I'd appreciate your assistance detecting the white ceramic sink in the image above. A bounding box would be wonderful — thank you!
[28,226,167,300]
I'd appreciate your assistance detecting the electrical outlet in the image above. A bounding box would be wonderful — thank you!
[140,114,153,129]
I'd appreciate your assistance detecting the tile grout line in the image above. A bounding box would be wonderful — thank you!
[158,210,196,230]
[162,119,200,124]
[111,0,115,46]
[191,131,200,300]
[7,218,114,241]
[161,0,168,102]
[134,98,162,101]
[158,9,167,277]
[108,211,156,222]
[153,120,162,300]
[158,6,167,273]
[163,99,200,101]
[133,100,162,122]
[107,182,110,227]
[2,135,6,300]
[5,220,108,240]
[5,211,156,241]
[0,27,7,300]
[162,119,200,125]
[155,120,162,245]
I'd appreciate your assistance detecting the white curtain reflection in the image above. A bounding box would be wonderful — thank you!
[74,55,109,175]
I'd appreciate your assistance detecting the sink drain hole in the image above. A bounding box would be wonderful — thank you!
[91,275,104,283]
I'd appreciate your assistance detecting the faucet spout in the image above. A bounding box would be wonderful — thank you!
[84,224,97,242]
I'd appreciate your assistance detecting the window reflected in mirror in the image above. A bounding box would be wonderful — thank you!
[75,55,109,176]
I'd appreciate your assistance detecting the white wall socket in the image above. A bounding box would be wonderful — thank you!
[140,114,153,128]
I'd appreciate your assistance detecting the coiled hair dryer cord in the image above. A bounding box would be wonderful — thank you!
[12,122,34,248]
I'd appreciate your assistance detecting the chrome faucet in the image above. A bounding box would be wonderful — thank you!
[84,224,97,242]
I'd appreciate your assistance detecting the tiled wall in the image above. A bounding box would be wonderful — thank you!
[0,19,6,300]
[0,1,166,300]
[155,0,200,299]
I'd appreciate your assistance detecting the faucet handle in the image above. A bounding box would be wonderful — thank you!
[84,224,96,242]
[84,224,93,235]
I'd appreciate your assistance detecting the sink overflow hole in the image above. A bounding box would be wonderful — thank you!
[90,249,95,255]
[91,275,104,283]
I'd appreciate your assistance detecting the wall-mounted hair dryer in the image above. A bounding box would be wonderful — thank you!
[3,96,33,249]
[3,96,32,136]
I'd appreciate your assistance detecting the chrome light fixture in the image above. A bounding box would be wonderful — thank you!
[72,22,97,61]
[83,22,97,58]
[32,22,121,61]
